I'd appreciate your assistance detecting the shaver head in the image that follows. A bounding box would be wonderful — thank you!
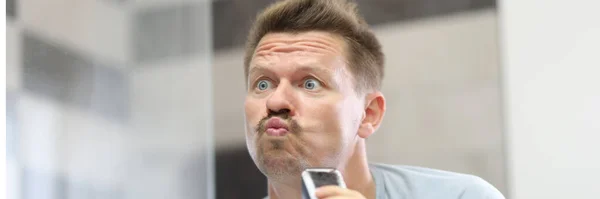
[301,168,346,199]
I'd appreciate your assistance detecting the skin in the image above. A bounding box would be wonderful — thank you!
[244,31,386,199]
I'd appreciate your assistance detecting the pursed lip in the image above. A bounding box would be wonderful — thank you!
[265,117,289,136]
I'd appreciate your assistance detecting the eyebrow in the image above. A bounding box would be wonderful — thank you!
[247,65,270,78]
[295,65,335,78]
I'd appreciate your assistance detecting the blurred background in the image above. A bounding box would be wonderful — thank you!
[5,0,599,199]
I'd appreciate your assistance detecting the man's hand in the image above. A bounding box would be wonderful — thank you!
[315,185,367,199]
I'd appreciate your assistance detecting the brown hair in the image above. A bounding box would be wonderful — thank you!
[244,0,384,93]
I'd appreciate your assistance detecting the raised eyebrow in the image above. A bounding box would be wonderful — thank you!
[249,65,333,75]
[248,64,267,74]
[247,65,273,80]
[295,65,333,75]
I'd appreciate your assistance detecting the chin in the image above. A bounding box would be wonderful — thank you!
[258,152,306,182]
[263,150,300,169]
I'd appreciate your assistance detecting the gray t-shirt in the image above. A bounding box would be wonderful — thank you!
[369,163,505,199]
[264,163,505,199]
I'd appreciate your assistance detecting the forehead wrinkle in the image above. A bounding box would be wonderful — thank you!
[254,32,347,57]
[252,43,346,73]
[249,60,333,78]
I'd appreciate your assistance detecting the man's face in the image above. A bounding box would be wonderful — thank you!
[244,31,364,182]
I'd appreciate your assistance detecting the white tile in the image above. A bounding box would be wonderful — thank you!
[7,22,22,91]
[130,56,213,152]
[20,0,131,66]
[17,93,66,174]
[128,57,213,199]
[60,106,127,185]
[131,0,212,11]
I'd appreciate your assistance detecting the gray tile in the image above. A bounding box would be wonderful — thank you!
[212,0,274,51]
[355,0,496,25]
[133,3,211,63]
[7,0,17,19]
[212,0,496,50]
[22,31,129,123]
[215,147,267,199]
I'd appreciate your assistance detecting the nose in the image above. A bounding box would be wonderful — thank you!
[266,80,296,117]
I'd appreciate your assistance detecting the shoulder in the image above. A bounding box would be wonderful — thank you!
[456,176,506,199]
[370,163,505,199]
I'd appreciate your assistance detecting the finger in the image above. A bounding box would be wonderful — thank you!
[320,197,347,199]
[315,185,353,198]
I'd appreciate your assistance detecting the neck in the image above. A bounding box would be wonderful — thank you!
[268,180,302,199]
[267,139,376,199]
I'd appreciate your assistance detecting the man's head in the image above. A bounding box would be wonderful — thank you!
[243,0,386,184]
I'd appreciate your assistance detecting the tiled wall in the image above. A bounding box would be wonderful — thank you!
[6,0,214,198]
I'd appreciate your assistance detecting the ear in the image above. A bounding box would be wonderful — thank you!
[357,91,386,139]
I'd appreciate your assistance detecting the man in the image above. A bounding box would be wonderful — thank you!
[243,0,505,198]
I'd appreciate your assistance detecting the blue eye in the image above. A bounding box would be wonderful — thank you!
[303,79,321,90]
[256,80,272,91]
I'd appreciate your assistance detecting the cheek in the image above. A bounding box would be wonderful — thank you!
[244,97,264,133]
[301,99,345,145]
[299,101,346,166]
[304,99,342,129]
[305,96,362,146]
[339,98,363,133]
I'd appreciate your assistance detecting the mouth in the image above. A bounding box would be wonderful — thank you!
[265,117,289,136]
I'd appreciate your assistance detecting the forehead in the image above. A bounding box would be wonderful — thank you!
[250,31,348,72]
